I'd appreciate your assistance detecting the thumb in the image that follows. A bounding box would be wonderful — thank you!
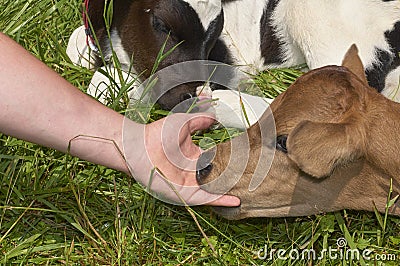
[186,113,216,133]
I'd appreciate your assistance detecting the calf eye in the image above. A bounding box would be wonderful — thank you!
[152,15,171,35]
[276,135,288,153]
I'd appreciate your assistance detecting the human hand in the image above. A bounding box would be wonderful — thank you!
[123,113,241,206]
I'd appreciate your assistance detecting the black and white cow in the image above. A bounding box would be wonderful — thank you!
[77,0,400,109]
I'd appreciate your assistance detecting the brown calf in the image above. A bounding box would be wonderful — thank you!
[197,45,400,219]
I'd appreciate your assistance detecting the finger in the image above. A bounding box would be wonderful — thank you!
[141,170,241,207]
[180,184,241,206]
[206,194,241,207]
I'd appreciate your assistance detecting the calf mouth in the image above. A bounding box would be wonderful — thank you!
[211,205,242,219]
[196,155,243,219]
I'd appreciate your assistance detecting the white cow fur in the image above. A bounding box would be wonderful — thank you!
[183,0,222,30]
[273,0,400,69]
[103,30,133,67]
[67,27,141,102]
[221,0,273,72]
[66,26,96,69]
[209,90,273,129]
[382,67,400,102]
[87,65,142,104]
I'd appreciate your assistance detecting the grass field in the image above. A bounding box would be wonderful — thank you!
[1,0,400,265]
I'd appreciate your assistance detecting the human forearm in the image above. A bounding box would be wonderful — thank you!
[0,33,132,173]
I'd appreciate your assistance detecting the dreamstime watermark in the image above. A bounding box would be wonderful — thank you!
[255,238,399,262]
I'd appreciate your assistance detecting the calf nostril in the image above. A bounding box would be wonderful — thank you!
[196,163,213,184]
[181,93,194,101]
[196,149,216,183]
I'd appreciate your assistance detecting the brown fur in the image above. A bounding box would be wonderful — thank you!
[197,45,400,219]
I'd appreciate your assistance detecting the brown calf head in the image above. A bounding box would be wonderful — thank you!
[197,45,400,219]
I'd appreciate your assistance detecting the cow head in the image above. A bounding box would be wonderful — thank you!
[88,0,226,110]
[197,45,400,219]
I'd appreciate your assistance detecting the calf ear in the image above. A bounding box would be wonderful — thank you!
[341,44,368,85]
[287,120,363,179]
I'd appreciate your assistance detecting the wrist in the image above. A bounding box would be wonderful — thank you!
[122,117,148,177]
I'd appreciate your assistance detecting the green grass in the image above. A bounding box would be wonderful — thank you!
[1,0,400,265]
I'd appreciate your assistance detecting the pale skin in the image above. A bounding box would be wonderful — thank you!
[0,32,240,206]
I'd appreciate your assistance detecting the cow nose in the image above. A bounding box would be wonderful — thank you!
[196,164,213,184]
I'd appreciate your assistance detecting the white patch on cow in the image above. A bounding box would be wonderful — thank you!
[104,29,132,67]
[221,0,271,74]
[211,90,272,129]
[66,25,97,69]
[381,67,400,103]
[273,0,400,70]
[88,65,143,104]
[182,0,222,30]
[89,29,145,104]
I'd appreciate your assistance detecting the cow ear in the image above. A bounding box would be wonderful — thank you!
[287,120,363,179]
[341,44,368,85]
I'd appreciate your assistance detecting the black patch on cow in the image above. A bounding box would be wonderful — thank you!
[365,49,394,92]
[208,38,234,91]
[209,39,233,65]
[386,21,400,68]
[365,21,400,92]
[202,11,225,58]
[155,0,205,48]
[260,0,285,65]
